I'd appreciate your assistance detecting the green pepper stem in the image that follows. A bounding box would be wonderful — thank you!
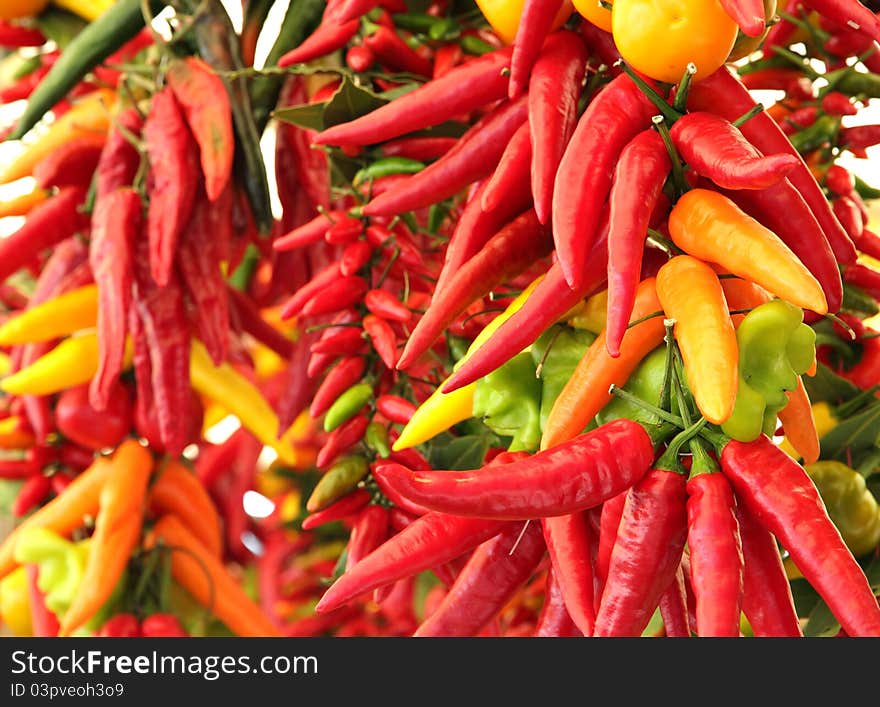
[626,309,665,330]
[655,418,708,473]
[609,385,684,427]
[617,61,682,124]
[687,436,719,478]
[732,104,765,128]
[672,63,697,114]
[768,44,821,79]
[646,229,685,256]
[653,116,690,198]
[658,320,675,414]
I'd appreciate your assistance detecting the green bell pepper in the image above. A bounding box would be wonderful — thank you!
[596,345,678,428]
[13,527,90,618]
[530,325,597,431]
[473,352,543,452]
[721,299,816,442]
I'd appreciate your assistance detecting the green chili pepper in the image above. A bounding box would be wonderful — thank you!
[11,0,165,140]
[842,282,880,317]
[788,115,840,155]
[473,352,542,452]
[460,34,496,56]
[721,299,816,442]
[429,18,459,41]
[826,68,880,100]
[595,345,679,428]
[805,460,880,557]
[353,157,425,186]
[530,325,596,431]
[324,383,374,432]
[307,456,370,512]
[365,421,391,459]
[13,527,90,617]
[392,13,448,34]
[854,174,880,201]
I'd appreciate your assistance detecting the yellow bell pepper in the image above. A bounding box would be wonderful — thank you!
[0,284,98,346]
[190,340,303,466]
[0,332,132,396]
[52,0,115,21]
[393,276,544,451]
[0,566,33,637]
[474,0,573,44]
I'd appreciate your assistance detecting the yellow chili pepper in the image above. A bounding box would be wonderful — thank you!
[0,182,48,218]
[189,340,302,466]
[52,0,116,21]
[0,88,115,184]
[0,332,132,396]
[0,284,98,346]
[567,288,608,334]
[393,275,544,451]
[0,416,35,450]
[0,566,32,637]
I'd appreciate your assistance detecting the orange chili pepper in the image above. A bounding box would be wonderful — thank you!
[0,456,113,580]
[148,459,223,558]
[657,255,739,425]
[719,275,773,328]
[778,376,820,466]
[58,439,153,636]
[0,416,36,450]
[146,514,281,637]
[541,277,666,449]
[668,189,828,315]
[0,184,48,218]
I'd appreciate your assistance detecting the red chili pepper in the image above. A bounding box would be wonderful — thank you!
[508,0,565,98]
[346,44,375,72]
[821,91,857,117]
[398,209,552,370]
[375,419,656,520]
[95,107,143,201]
[535,567,582,637]
[432,43,463,79]
[227,285,291,360]
[480,121,532,215]
[196,432,245,488]
[316,414,370,469]
[553,73,658,289]
[671,112,800,190]
[527,30,589,225]
[339,241,373,277]
[443,225,609,392]
[364,26,433,77]
[56,441,95,471]
[302,489,372,531]
[594,490,627,609]
[26,565,59,638]
[0,20,45,48]
[605,129,670,359]
[840,123,880,150]
[852,227,880,260]
[166,56,235,202]
[688,66,857,266]
[131,239,192,458]
[346,504,391,571]
[741,67,804,90]
[541,512,596,636]
[725,181,843,314]
[762,0,804,57]
[734,499,802,637]
[144,87,200,287]
[0,64,48,102]
[658,565,692,637]
[324,216,364,246]
[843,261,880,300]
[97,614,141,638]
[833,194,864,242]
[316,513,509,613]
[362,95,528,217]
[274,211,346,251]
[802,0,880,43]
[415,520,546,637]
[720,435,880,636]
[577,20,621,68]
[11,473,52,517]
[301,275,368,318]
[718,0,766,35]
[310,356,367,418]
[365,289,411,323]
[278,17,361,67]
[594,468,688,637]
[825,165,855,197]
[89,187,140,410]
[375,395,416,425]
[140,614,189,637]
[686,467,743,637]
[780,106,818,136]
[380,136,457,161]
[0,186,87,284]
[310,327,366,356]
[365,224,425,270]
[33,135,105,190]
[315,47,513,146]
[363,314,399,369]
[280,262,342,319]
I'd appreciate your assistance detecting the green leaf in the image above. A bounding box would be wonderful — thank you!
[273,101,326,132]
[427,435,489,470]
[819,402,880,463]
[789,577,821,618]
[323,77,392,128]
[803,598,841,637]
[803,361,861,405]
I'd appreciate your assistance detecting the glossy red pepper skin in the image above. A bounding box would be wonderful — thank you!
[340,241,373,277]
[528,30,589,224]
[300,276,368,318]
[825,165,855,197]
[541,513,596,636]
[734,500,802,637]
[802,0,880,43]
[362,96,528,217]
[302,489,372,531]
[363,314,398,369]
[311,328,367,356]
[274,211,346,252]
[314,47,513,147]
[671,112,799,190]
[443,222,609,392]
[553,73,658,289]
[380,136,458,161]
[821,92,857,116]
[686,473,743,637]
[594,469,688,637]
[718,0,766,35]
[605,130,670,358]
[398,209,553,370]
[373,419,655,520]
[840,124,880,150]
[375,395,416,425]
[414,521,546,637]
[851,228,880,260]
[535,567,582,637]
[658,565,692,637]
[33,135,105,190]
[833,195,865,241]
[140,614,189,637]
[56,382,132,452]
[720,436,880,637]
[316,513,509,613]
[12,473,52,517]
[509,0,566,98]
[843,261,880,301]
[594,489,627,609]
[688,66,857,266]
[281,262,343,320]
[482,121,532,214]
[364,26,433,77]
[346,504,391,571]
[278,18,361,67]
[577,20,621,67]
[26,566,59,638]
[95,107,144,200]
[144,88,200,287]
[0,21,46,47]
[89,188,140,410]
[365,289,411,323]
[310,356,367,418]
[98,614,142,638]
[316,414,369,469]
[0,186,88,283]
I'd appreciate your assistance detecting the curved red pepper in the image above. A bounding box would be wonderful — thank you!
[310,327,367,356]
[718,0,766,35]
[364,289,411,323]
[594,489,627,609]
[658,565,692,637]
[481,121,532,214]
[552,73,658,289]
[375,395,416,425]
[363,26,433,77]
[277,18,361,67]
[310,356,366,418]
[300,275,368,318]
[802,0,880,44]
[541,512,596,636]
[316,414,369,469]
[534,567,582,637]
[509,0,564,98]
[302,489,372,531]
[346,504,391,571]
[363,313,398,369]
